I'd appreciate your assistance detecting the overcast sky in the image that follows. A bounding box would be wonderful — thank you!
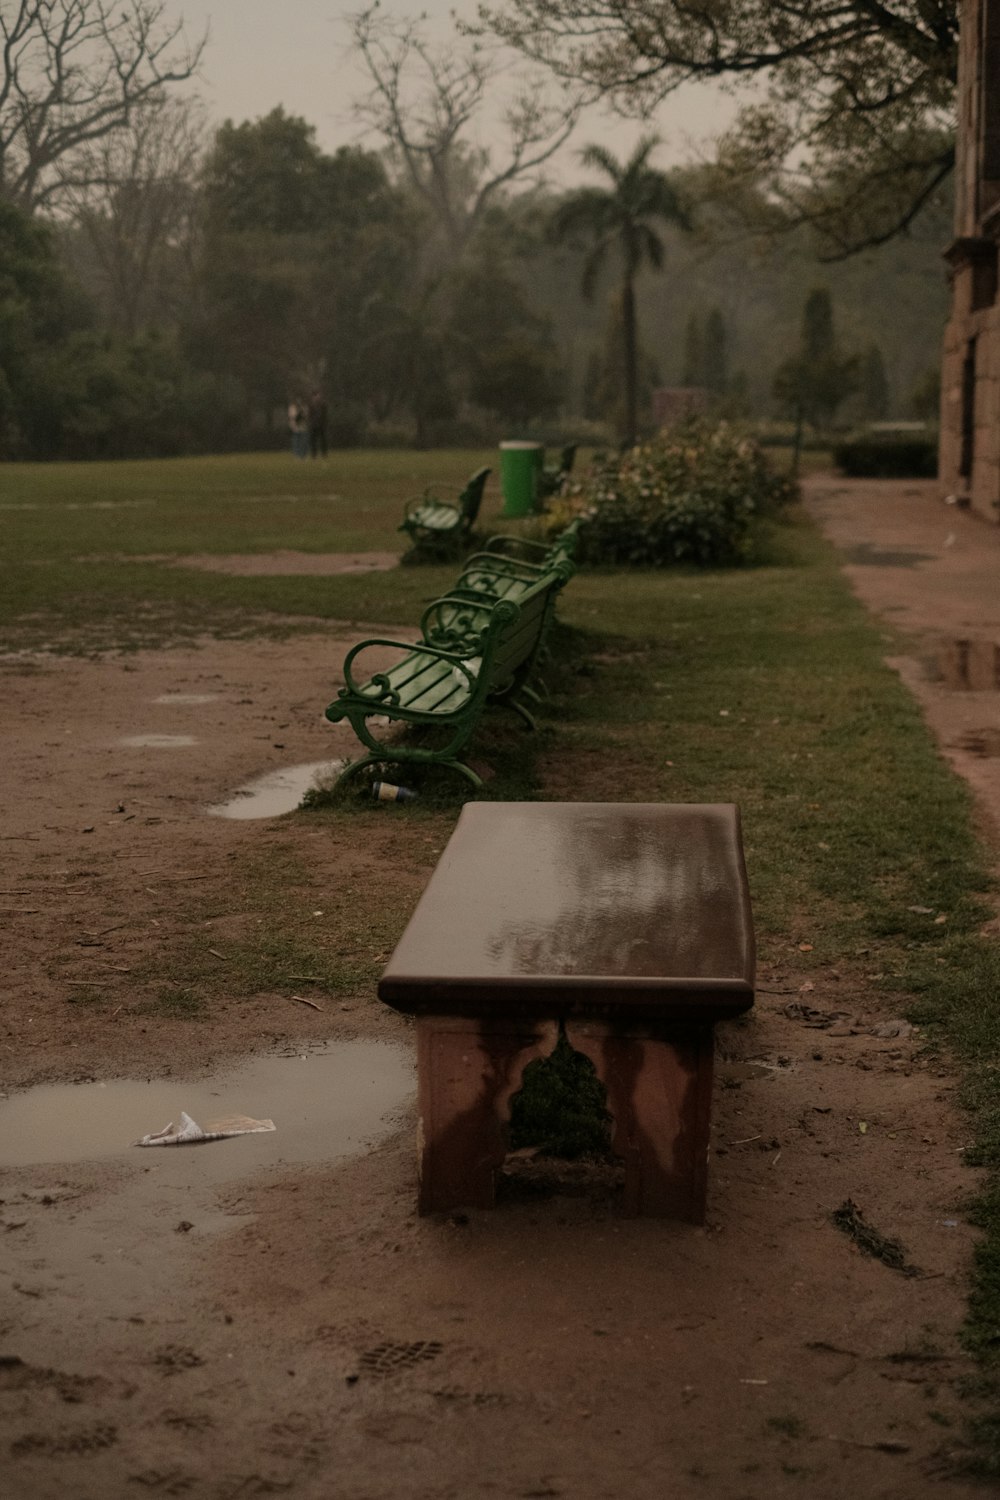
[176,0,733,182]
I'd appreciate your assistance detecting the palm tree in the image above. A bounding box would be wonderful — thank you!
[553,135,689,448]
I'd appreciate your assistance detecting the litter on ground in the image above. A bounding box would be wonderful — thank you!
[132,1111,276,1147]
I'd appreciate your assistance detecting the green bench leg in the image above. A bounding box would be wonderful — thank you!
[333,752,485,795]
[505,697,538,731]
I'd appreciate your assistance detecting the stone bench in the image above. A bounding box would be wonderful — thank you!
[378,801,755,1221]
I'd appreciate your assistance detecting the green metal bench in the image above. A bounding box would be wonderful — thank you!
[538,443,578,502]
[325,564,570,791]
[481,516,582,570]
[420,521,582,654]
[399,466,492,558]
[420,551,575,656]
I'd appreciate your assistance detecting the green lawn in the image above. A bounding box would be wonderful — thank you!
[0,449,500,650]
[2,448,998,1474]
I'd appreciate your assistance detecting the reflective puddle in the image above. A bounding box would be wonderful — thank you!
[0,499,156,512]
[1,1041,414,1184]
[153,693,220,706]
[207,760,343,819]
[939,638,1000,691]
[957,728,1000,758]
[842,543,935,568]
[120,733,198,748]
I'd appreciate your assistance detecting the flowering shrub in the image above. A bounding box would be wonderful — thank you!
[564,421,798,567]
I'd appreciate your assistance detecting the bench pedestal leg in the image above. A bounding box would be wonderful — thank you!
[415,1015,558,1214]
[565,1021,714,1223]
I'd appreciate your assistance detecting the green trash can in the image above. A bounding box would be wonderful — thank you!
[500,440,544,517]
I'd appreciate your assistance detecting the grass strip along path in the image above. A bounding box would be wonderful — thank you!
[2,451,998,1476]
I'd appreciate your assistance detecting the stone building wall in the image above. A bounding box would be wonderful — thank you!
[940,0,1000,521]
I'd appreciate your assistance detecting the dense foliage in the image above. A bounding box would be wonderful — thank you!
[481,0,958,258]
[568,420,797,566]
[0,59,952,459]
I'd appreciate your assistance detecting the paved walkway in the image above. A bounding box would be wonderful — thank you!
[804,474,1000,850]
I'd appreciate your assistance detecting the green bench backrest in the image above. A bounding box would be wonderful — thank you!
[459,467,491,527]
[481,567,565,688]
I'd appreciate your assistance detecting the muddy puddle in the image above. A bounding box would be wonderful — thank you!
[206,760,344,819]
[1,1041,414,1184]
[938,637,1000,690]
[1,1042,415,1325]
[152,693,220,706]
[842,542,935,568]
[174,550,397,576]
[120,733,198,748]
[957,728,1000,757]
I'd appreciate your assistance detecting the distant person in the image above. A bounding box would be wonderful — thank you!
[288,399,308,460]
[307,388,328,459]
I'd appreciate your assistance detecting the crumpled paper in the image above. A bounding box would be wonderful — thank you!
[132,1111,276,1147]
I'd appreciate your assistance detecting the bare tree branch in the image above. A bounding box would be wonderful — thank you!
[475,1,959,254]
[62,92,205,334]
[0,1,205,213]
[348,4,585,257]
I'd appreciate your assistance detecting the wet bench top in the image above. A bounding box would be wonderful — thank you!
[378,802,755,1023]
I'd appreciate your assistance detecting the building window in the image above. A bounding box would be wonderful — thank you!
[960,338,977,480]
[972,243,999,308]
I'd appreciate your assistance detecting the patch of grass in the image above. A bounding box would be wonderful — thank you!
[766,1415,806,1439]
[64,988,110,1007]
[142,985,207,1019]
[0,450,497,652]
[201,932,386,1000]
[302,689,556,811]
[126,834,433,1011]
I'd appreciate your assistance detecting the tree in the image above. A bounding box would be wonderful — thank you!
[349,5,582,261]
[447,254,564,427]
[703,307,728,401]
[200,108,394,237]
[62,94,205,338]
[189,112,413,436]
[859,343,891,421]
[681,310,702,387]
[909,366,941,421]
[359,284,457,446]
[480,1,958,256]
[552,134,688,446]
[773,286,859,453]
[0,196,88,451]
[0,1,204,214]
[583,293,660,434]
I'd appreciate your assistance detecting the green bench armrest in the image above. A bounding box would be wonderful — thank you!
[336,633,486,703]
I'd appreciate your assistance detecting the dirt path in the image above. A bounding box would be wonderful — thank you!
[2,491,999,1498]
[803,476,1000,849]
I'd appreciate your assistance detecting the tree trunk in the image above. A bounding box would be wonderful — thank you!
[622,276,638,449]
[791,402,804,477]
